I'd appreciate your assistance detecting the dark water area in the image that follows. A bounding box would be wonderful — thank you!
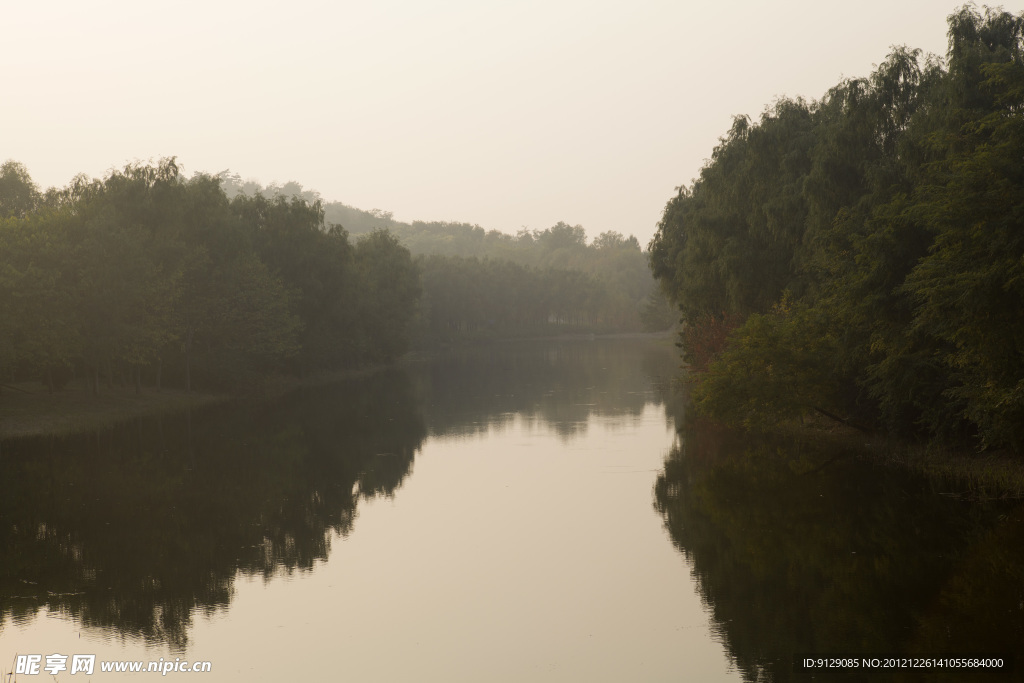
[656,422,1024,681]
[0,367,426,649]
[1,339,1022,681]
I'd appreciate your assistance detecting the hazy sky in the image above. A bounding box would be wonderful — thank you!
[5,0,1015,244]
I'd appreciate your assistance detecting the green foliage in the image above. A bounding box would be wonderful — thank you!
[417,254,609,341]
[650,100,815,323]
[0,211,80,384]
[638,288,677,332]
[679,312,744,372]
[901,50,1024,449]
[219,174,660,335]
[651,5,1024,452]
[381,220,663,332]
[0,159,420,394]
[0,160,41,219]
[386,220,661,334]
[692,302,838,428]
[207,254,303,364]
[353,230,421,361]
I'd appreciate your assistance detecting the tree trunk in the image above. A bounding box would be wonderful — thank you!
[155,358,162,393]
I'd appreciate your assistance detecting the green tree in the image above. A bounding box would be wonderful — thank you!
[901,18,1024,448]
[0,211,81,390]
[353,230,420,361]
[651,6,1024,451]
[0,161,41,219]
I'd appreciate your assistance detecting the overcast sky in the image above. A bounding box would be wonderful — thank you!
[5,0,1016,244]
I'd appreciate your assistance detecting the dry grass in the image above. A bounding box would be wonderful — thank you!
[0,379,226,439]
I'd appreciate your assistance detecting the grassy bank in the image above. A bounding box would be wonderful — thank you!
[774,414,1024,501]
[0,363,400,441]
[0,380,227,440]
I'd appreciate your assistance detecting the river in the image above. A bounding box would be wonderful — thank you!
[1,339,1021,681]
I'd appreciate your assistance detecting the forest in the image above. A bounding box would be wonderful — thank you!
[216,174,675,339]
[0,158,668,397]
[0,159,419,394]
[649,6,1024,452]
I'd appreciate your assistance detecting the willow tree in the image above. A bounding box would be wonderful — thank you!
[651,5,1024,451]
[0,161,41,220]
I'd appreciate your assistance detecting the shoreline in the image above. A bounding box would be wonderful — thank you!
[0,381,229,441]
[412,329,677,350]
[0,334,676,441]
[770,414,1024,500]
[0,364,392,441]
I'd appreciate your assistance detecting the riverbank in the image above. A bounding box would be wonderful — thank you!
[1,334,677,441]
[775,413,1024,500]
[0,364,396,441]
[414,329,677,350]
[0,381,227,440]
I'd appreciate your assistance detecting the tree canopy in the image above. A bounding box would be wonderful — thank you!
[0,159,421,394]
[217,175,672,334]
[649,5,1024,452]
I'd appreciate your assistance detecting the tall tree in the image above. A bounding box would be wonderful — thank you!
[650,6,1024,451]
[0,161,41,219]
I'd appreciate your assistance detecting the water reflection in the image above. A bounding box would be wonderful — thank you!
[654,418,1024,682]
[1,339,681,651]
[417,338,682,439]
[0,369,425,649]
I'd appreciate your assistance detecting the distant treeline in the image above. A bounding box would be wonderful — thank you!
[0,159,419,392]
[418,256,603,339]
[650,6,1024,451]
[0,157,670,395]
[217,174,676,335]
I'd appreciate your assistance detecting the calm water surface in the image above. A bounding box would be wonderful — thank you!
[2,339,1022,682]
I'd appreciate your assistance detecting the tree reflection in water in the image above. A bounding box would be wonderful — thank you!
[654,418,1024,682]
[0,369,425,650]
[1,339,683,652]
[416,339,681,440]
